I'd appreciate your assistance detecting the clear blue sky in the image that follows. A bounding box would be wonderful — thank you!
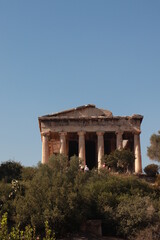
[0,0,160,167]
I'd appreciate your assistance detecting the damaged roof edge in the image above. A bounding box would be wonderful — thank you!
[38,104,143,124]
[38,115,143,121]
[40,104,96,118]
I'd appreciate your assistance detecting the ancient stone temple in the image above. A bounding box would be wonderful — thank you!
[38,104,143,173]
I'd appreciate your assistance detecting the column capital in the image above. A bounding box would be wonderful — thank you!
[133,130,141,135]
[115,131,123,136]
[41,131,50,137]
[59,132,67,136]
[96,131,105,136]
[78,131,86,136]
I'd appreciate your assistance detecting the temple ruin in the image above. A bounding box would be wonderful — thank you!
[38,104,143,173]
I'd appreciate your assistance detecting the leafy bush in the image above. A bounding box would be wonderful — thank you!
[0,212,8,240]
[0,212,55,240]
[144,164,159,177]
[0,181,14,218]
[102,149,135,173]
[0,161,22,183]
[15,155,85,237]
[147,130,160,162]
[115,195,157,238]
[0,155,160,238]
[21,167,37,182]
[133,223,160,240]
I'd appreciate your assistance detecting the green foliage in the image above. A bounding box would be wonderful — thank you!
[102,149,135,173]
[0,181,16,221]
[144,164,159,177]
[21,167,37,182]
[0,155,160,239]
[115,196,157,237]
[0,161,22,183]
[43,221,55,240]
[133,223,160,240]
[0,212,8,240]
[9,224,23,240]
[0,213,55,240]
[15,154,84,236]
[147,130,160,162]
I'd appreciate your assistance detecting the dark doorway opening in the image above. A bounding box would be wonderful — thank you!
[85,141,96,170]
[104,132,116,155]
[69,141,78,159]
[104,140,111,155]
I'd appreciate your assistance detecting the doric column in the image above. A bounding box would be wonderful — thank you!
[116,131,123,150]
[60,132,67,155]
[134,132,142,173]
[78,132,86,165]
[41,132,50,164]
[97,132,104,169]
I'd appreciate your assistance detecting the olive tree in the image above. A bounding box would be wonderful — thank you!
[147,131,160,162]
[102,149,135,173]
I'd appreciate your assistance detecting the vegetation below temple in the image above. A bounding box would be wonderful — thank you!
[0,154,160,240]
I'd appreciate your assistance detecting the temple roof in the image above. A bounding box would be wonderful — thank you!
[38,104,143,133]
[39,104,113,119]
[38,104,143,123]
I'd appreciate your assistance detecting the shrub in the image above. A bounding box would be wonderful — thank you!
[0,212,8,240]
[15,155,84,237]
[0,161,22,183]
[102,149,135,173]
[1,155,160,238]
[133,223,160,240]
[144,164,159,177]
[0,182,14,217]
[21,167,37,182]
[0,213,56,240]
[115,195,157,238]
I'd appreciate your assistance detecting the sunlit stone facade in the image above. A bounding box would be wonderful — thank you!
[38,104,143,173]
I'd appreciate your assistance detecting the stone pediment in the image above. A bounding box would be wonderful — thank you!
[40,104,113,119]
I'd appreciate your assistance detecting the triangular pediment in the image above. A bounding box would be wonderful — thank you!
[41,104,113,118]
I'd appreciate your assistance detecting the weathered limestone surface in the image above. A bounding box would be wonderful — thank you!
[41,132,49,164]
[40,118,141,133]
[134,133,142,173]
[39,104,143,173]
[97,132,104,169]
[78,131,86,165]
[60,132,67,155]
[116,131,123,150]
